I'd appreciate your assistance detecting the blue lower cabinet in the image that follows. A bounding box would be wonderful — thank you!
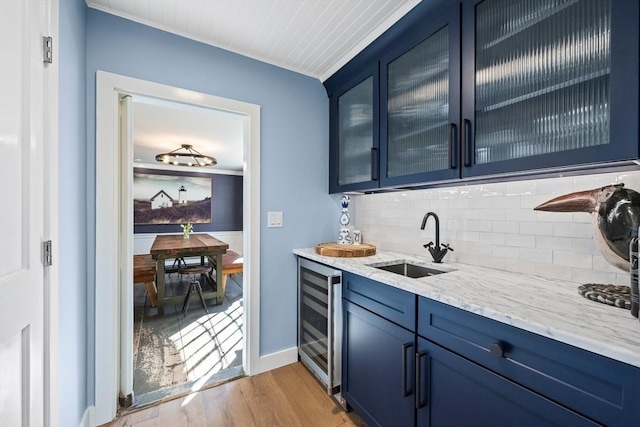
[341,274,637,426]
[418,297,640,426]
[342,300,415,427]
[415,337,599,427]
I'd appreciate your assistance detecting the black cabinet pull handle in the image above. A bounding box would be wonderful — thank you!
[401,342,414,397]
[489,342,505,358]
[371,147,379,181]
[449,123,457,169]
[462,118,472,167]
[415,350,427,409]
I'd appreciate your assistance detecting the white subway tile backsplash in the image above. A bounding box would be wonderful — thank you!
[534,263,573,281]
[467,220,493,232]
[506,181,536,196]
[454,251,478,265]
[573,175,616,191]
[438,188,460,199]
[416,199,448,210]
[491,221,519,234]
[493,196,520,209]
[535,211,575,223]
[353,170,640,286]
[484,209,508,221]
[617,173,640,189]
[458,208,481,220]
[519,221,553,236]
[572,213,592,224]
[593,255,626,274]
[452,240,488,254]
[504,258,538,275]
[553,251,593,269]
[474,254,506,271]
[447,198,469,209]
[571,268,617,285]
[481,183,507,197]
[476,232,506,245]
[505,234,536,248]
[616,273,631,286]
[519,247,553,264]
[493,245,520,259]
[536,178,573,195]
[468,197,494,209]
[535,235,574,251]
[572,238,601,256]
[551,223,592,239]
[506,208,537,222]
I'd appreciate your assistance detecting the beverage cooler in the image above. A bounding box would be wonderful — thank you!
[297,258,343,398]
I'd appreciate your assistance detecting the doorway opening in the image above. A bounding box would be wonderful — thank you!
[127,95,246,406]
[94,71,261,425]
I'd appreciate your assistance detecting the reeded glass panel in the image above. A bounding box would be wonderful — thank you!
[338,77,374,185]
[387,27,449,177]
[475,0,611,164]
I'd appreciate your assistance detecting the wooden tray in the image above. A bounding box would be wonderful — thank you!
[315,242,376,257]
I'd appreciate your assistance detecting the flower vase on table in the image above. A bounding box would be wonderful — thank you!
[181,223,193,239]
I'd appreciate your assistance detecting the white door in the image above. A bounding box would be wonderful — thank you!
[0,1,51,426]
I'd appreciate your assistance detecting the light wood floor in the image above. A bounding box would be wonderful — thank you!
[103,362,367,427]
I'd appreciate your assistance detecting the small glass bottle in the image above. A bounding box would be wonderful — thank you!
[629,228,639,318]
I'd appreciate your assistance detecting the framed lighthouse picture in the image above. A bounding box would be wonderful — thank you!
[133,168,213,225]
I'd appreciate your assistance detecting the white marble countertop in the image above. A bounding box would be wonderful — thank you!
[294,248,640,369]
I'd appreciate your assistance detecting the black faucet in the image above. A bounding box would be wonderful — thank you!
[420,212,453,263]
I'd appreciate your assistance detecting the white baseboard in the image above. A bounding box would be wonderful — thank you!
[256,346,298,375]
[80,405,95,427]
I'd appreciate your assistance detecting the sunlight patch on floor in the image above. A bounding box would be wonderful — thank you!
[169,300,243,382]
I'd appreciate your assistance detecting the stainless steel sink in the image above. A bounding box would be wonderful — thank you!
[370,262,451,278]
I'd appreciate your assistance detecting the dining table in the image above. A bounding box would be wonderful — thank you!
[150,233,228,315]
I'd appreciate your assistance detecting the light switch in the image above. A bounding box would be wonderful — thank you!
[267,211,283,228]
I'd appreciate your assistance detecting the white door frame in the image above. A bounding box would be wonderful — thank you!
[94,71,261,425]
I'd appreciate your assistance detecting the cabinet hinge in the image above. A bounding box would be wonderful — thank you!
[43,36,53,64]
[43,240,52,267]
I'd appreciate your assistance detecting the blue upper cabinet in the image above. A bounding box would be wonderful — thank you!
[379,3,461,187]
[329,64,379,193]
[324,0,639,193]
[461,0,639,177]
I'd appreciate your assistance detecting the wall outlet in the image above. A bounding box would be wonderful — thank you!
[267,211,283,228]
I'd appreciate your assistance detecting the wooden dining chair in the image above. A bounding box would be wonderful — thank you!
[133,254,158,307]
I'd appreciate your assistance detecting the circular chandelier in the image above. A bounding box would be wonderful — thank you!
[155,144,217,167]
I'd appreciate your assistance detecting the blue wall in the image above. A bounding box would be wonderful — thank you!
[58,0,87,426]
[85,8,335,380]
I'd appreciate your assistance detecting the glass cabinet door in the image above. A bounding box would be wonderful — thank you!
[380,3,460,187]
[329,66,379,193]
[462,0,638,176]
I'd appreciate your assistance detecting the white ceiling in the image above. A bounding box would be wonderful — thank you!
[132,96,245,172]
[85,0,422,81]
[95,0,431,172]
